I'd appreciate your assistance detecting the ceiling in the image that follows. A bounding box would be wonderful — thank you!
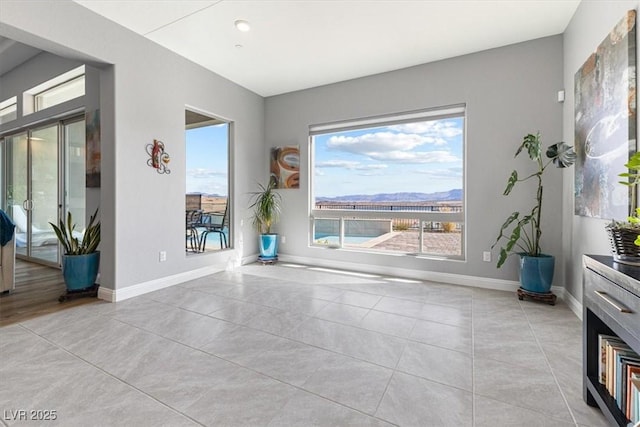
[17,1,582,97]
[0,36,42,76]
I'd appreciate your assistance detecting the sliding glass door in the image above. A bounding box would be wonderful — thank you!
[2,116,84,265]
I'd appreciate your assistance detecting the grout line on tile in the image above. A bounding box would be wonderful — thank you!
[20,325,207,426]
[519,300,580,427]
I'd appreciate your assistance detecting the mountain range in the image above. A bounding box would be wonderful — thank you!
[317,189,462,203]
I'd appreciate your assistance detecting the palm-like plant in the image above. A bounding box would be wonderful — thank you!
[249,182,282,234]
[492,133,576,267]
[49,208,101,255]
[614,151,640,228]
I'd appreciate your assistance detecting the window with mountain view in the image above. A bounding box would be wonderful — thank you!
[310,105,465,258]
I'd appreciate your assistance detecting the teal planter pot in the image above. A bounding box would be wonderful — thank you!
[259,234,278,259]
[62,252,100,291]
[519,254,554,294]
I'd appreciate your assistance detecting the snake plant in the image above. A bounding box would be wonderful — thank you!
[50,208,101,255]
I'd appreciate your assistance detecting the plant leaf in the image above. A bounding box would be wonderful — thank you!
[517,133,541,160]
[496,248,508,268]
[546,142,576,168]
[503,171,518,195]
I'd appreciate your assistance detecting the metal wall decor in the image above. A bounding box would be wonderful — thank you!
[146,139,171,174]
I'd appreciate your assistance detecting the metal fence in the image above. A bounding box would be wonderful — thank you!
[315,203,462,212]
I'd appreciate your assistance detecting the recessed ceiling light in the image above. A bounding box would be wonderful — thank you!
[234,20,250,32]
[235,44,243,49]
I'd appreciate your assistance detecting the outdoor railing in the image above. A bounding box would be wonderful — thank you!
[315,203,462,212]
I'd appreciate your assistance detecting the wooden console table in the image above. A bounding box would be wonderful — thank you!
[583,255,640,426]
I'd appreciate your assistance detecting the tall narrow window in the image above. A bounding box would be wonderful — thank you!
[0,97,17,124]
[185,109,231,254]
[23,65,85,114]
[310,105,465,259]
[34,75,85,111]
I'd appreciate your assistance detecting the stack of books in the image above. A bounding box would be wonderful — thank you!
[599,334,640,424]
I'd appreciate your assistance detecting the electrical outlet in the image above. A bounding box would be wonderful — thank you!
[483,251,491,262]
[281,236,286,244]
[159,251,167,262]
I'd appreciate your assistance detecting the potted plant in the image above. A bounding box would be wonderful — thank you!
[492,132,576,294]
[249,182,282,261]
[50,208,100,291]
[606,151,640,264]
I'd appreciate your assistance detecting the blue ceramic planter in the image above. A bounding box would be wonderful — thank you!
[519,254,554,294]
[259,234,278,259]
[62,252,100,291]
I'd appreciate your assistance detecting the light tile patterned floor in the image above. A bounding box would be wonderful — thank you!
[0,263,608,426]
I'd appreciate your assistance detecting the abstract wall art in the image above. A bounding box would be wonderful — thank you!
[86,109,101,188]
[574,10,636,219]
[270,145,300,189]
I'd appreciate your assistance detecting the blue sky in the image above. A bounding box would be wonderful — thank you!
[186,123,228,196]
[313,117,464,198]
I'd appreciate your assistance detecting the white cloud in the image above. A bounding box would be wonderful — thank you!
[187,168,226,178]
[389,120,463,138]
[414,167,463,179]
[327,131,442,154]
[366,150,460,164]
[316,160,388,170]
[325,131,461,163]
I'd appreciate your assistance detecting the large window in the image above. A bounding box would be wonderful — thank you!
[310,105,465,259]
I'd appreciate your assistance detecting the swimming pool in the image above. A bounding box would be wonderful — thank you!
[314,234,379,245]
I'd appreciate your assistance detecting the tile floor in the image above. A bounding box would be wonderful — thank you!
[0,263,609,426]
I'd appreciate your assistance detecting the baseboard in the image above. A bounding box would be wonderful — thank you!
[276,253,521,292]
[561,289,583,320]
[276,254,585,317]
[98,263,226,302]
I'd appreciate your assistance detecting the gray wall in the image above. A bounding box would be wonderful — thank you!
[562,1,639,303]
[0,0,264,293]
[266,35,565,285]
[0,0,580,297]
[0,52,102,244]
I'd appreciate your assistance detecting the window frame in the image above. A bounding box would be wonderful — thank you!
[0,97,17,124]
[34,75,85,112]
[23,65,85,115]
[309,104,466,260]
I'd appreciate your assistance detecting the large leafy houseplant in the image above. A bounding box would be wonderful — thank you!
[492,133,576,268]
[50,208,101,255]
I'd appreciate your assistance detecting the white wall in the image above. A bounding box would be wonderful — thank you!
[562,1,638,303]
[0,0,265,296]
[265,36,565,286]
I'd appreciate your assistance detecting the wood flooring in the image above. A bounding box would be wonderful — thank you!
[0,259,99,327]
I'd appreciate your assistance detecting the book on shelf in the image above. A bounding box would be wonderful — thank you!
[616,354,640,409]
[600,334,619,385]
[605,338,629,395]
[629,375,640,424]
[598,333,640,422]
[627,373,640,423]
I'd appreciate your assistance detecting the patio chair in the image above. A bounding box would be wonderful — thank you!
[199,204,229,250]
[11,205,59,247]
[186,209,203,252]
